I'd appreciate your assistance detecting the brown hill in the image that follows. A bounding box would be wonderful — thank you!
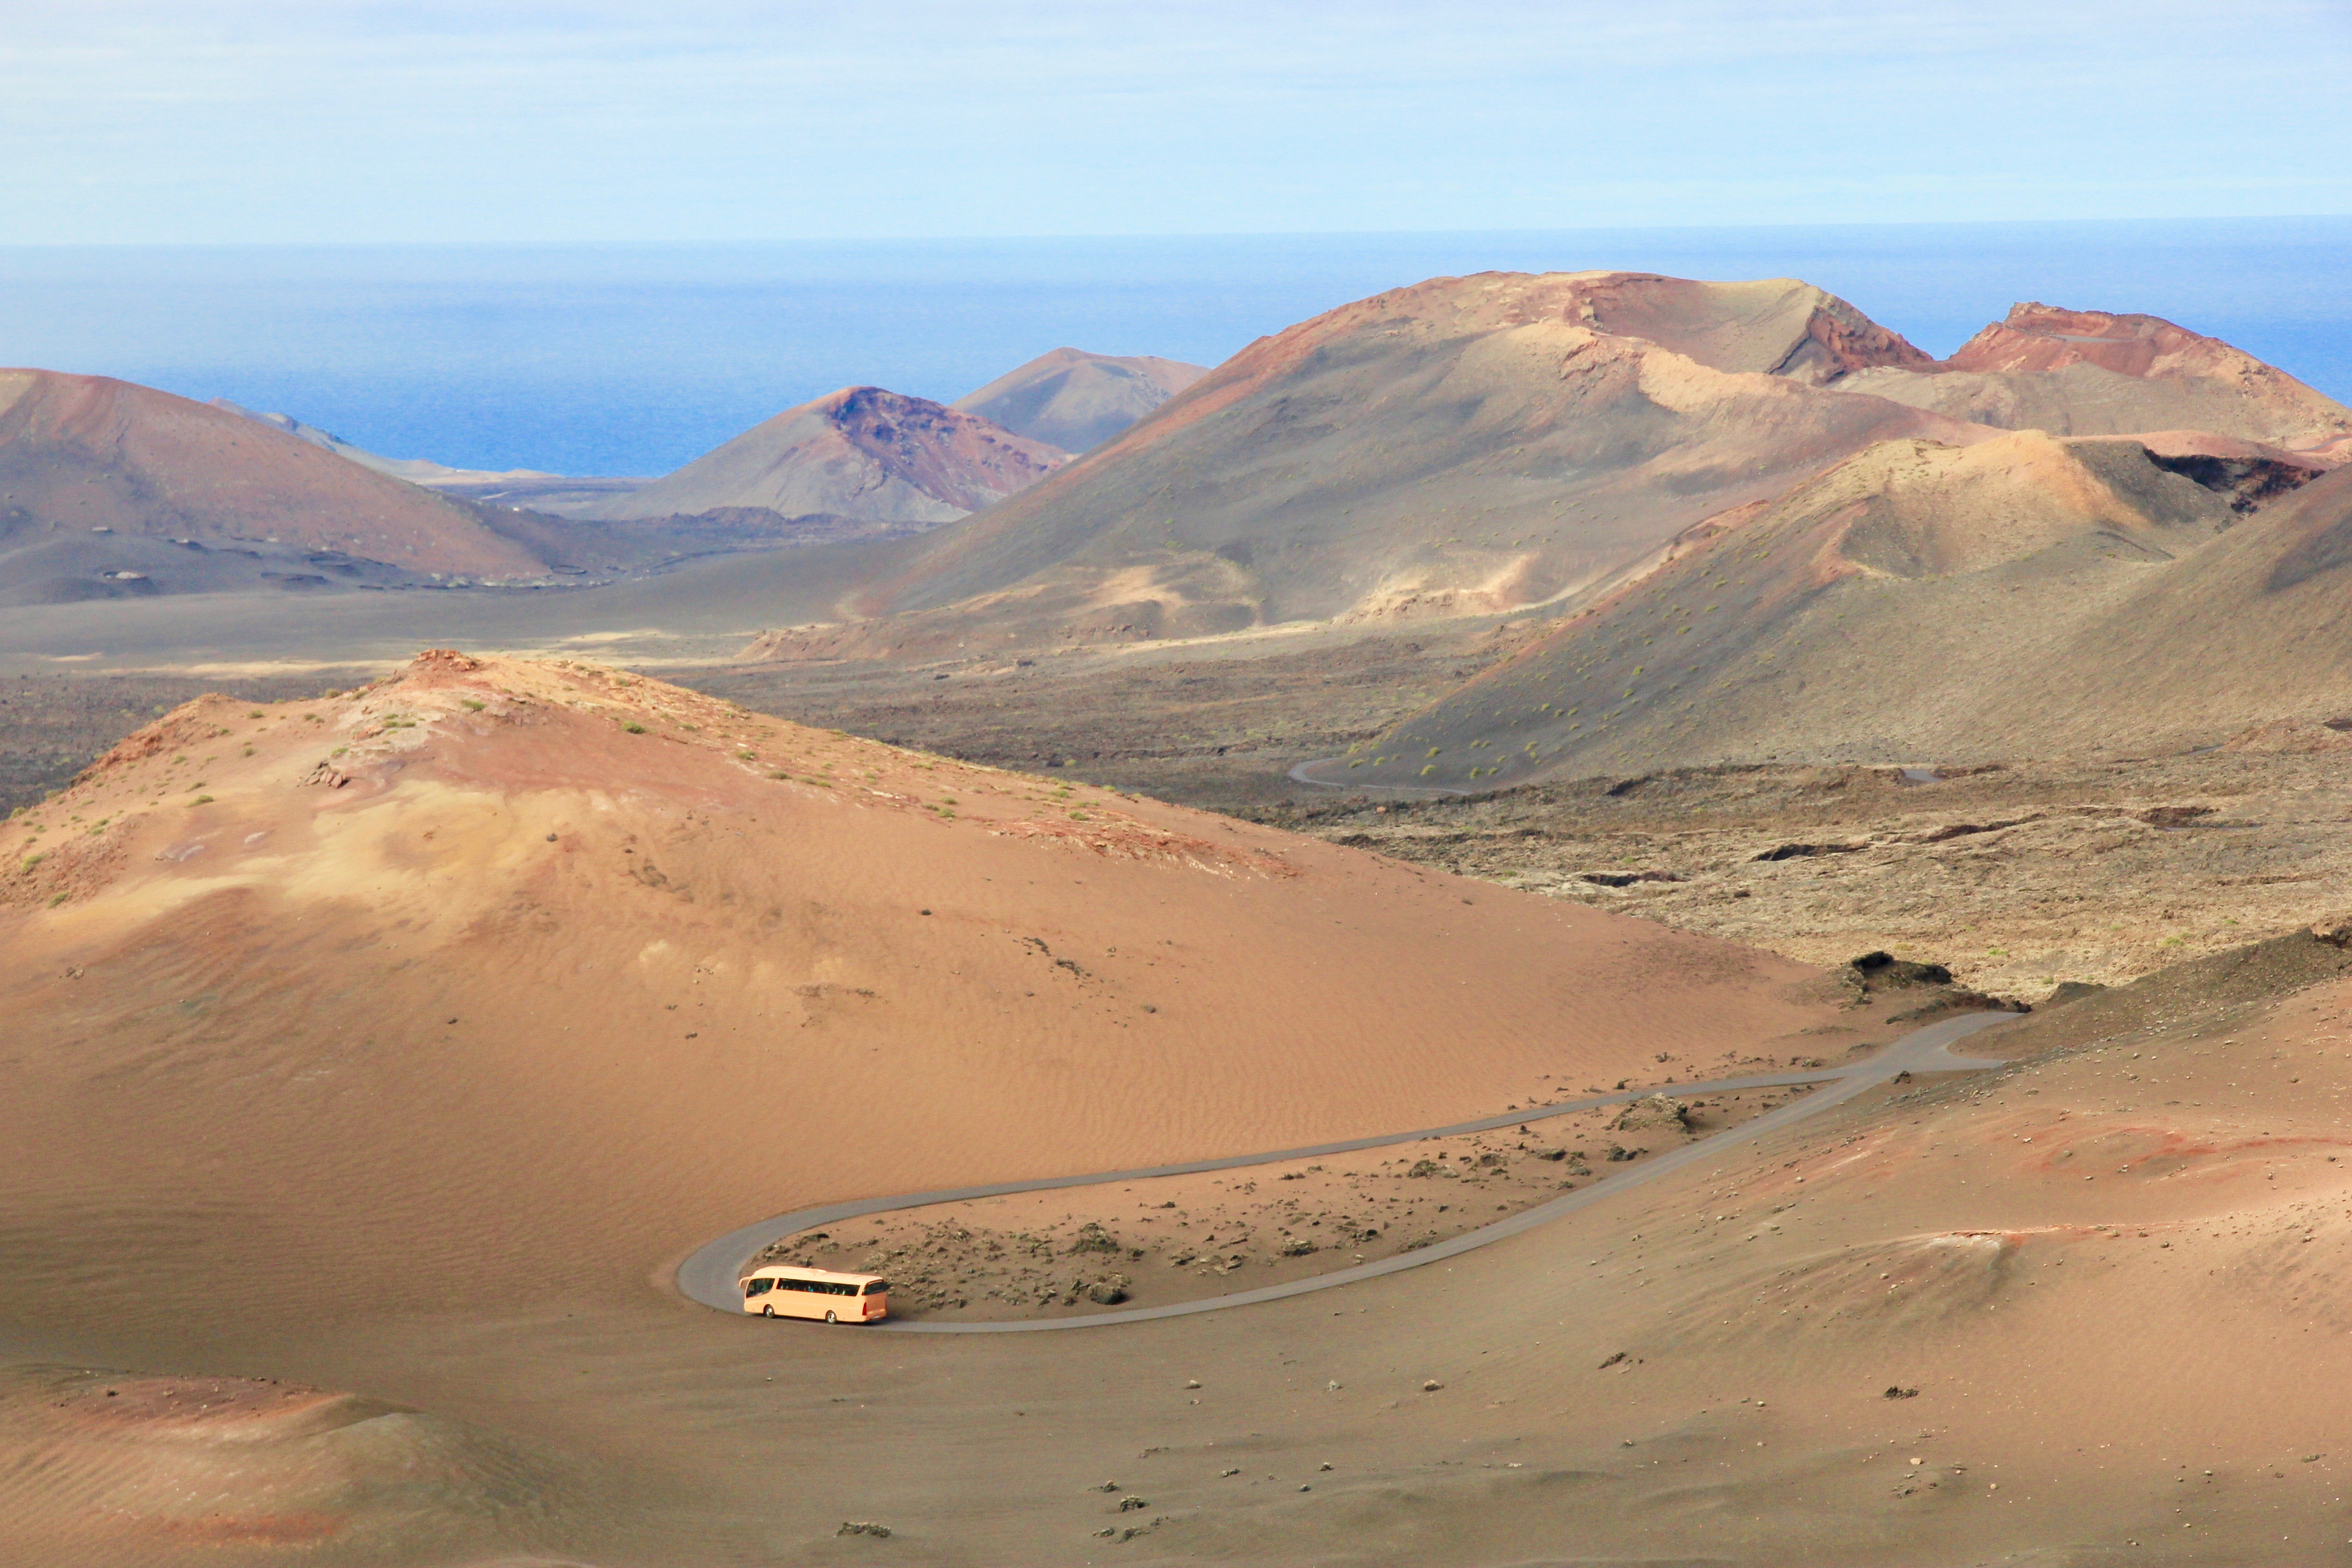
[952,346,1209,452]
[0,651,1841,1338]
[0,369,553,601]
[1841,303,2352,451]
[745,273,1978,659]
[1325,433,2337,789]
[585,386,1066,527]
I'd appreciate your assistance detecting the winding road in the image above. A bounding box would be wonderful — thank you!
[675,1010,2017,1331]
[1285,757,1469,798]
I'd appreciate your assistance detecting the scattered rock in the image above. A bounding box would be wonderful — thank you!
[837,1520,892,1538]
[1850,951,1953,986]
[1610,1094,1690,1132]
[2135,804,2217,828]
[1117,1495,1148,1512]
[1421,1379,1443,1392]
[1599,1351,1629,1369]
[1068,1222,1123,1255]
[1754,841,1866,862]
[1884,1386,1921,1400]
[1580,869,1685,887]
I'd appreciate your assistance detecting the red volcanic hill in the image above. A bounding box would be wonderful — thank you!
[745,273,1980,658]
[952,347,1210,453]
[0,368,551,597]
[1841,303,2352,451]
[586,386,1068,527]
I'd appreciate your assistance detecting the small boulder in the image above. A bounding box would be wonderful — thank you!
[1611,1095,1689,1133]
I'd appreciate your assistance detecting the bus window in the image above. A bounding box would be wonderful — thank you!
[745,1278,773,1297]
[862,1280,888,1295]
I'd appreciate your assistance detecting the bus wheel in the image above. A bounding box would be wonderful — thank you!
[824,1311,839,1324]
[761,1305,775,1317]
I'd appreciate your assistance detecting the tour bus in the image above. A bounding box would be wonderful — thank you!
[741,1264,890,1323]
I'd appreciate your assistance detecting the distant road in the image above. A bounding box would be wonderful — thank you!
[1286,757,1469,798]
[674,1011,2017,1331]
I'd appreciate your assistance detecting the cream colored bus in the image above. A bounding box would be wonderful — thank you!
[741,1265,890,1323]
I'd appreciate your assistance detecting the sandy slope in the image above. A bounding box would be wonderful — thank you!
[0,370,552,598]
[9,657,2352,1560]
[736,273,1979,659]
[0,652,1838,1333]
[1846,302,2352,451]
[1333,433,2340,788]
[0,652,1866,1561]
[586,387,1065,525]
[736,281,2352,666]
[952,348,1208,453]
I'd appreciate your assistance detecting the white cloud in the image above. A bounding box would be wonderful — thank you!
[1,0,2346,240]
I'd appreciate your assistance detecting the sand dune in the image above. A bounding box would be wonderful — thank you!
[585,387,1066,528]
[952,347,1208,453]
[0,1365,578,1563]
[0,652,1842,1342]
[0,649,1876,1561]
[1329,432,2338,788]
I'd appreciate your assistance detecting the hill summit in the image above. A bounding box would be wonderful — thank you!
[587,386,1067,528]
[952,347,1208,452]
[746,272,1976,659]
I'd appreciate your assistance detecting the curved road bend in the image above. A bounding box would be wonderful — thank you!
[1285,758,1469,799]
[676,1011,2018,1331]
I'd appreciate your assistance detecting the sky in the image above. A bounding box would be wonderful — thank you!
[4,1,2350,244]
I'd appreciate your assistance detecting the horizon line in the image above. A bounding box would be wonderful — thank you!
[5,213,2352,252]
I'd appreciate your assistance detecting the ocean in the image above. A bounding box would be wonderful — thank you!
[2,219,2346,477]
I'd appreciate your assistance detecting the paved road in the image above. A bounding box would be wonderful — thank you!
[675,1010,2017,1331]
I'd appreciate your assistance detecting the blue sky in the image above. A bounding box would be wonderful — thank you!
[3,1,2349,243]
